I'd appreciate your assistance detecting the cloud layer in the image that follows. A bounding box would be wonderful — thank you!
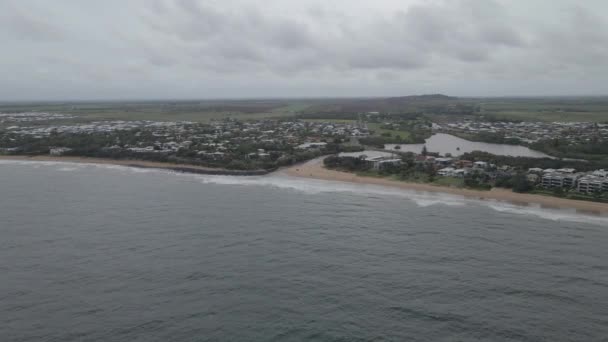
[1,0,607,100]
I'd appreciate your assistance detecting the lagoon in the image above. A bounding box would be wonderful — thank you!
[385,133,552,158]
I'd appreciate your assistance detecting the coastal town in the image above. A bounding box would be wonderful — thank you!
[0,112,369,171]
[1,110,607,200]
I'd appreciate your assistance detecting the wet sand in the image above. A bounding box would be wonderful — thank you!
[284,158,608,215]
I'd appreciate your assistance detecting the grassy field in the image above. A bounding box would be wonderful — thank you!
[367,123,412,140]
[476,97,608,122]
[481,110,608,122]
[2,96,608,124]
[0,100,305,123]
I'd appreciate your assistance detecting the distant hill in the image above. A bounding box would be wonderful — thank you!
[385,94,457,101]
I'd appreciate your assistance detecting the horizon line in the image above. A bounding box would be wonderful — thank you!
[2,94,608,103]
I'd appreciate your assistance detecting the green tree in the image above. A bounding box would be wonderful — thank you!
[512,174,532,193]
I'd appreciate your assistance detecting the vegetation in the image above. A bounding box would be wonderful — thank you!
[477,97,608,123]
[448,131,523,145]
[530,138,608,162]
[460,151,608,171]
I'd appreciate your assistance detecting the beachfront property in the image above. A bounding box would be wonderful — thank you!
[537,168,608,193]
[366,156,402,171]
[438,167,469,177]
[426,156,608,194]
[541,172,580,188]
[576,170,608,193]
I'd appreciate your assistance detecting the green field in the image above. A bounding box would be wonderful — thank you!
[2,96,608,124]
[0,100,305,123]
[476,98,608,122]
[367,123,412,140]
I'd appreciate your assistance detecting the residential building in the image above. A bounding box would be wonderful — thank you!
[577,176,608,193]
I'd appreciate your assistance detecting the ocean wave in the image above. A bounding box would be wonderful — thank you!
[185,174,608,225]
[2,158,607,225]
[0,159,157,173]
[483,202,608,225]
[57,166,81,171]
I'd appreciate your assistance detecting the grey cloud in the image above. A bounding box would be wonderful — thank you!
[0,3,66,41]
[479,27,525,47]
[1,0,608,100]
[141,0,517,72]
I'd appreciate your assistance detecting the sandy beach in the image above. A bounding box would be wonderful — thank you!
[285,158,608,215]
[0,155,269,176]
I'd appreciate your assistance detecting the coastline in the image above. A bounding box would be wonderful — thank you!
[284,158,608,215]
[2,154,608,215]
[0,155,270,176]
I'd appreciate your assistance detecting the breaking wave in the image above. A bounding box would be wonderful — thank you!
[2,158,607,225]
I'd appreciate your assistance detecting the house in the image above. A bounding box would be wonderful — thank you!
[473,161,488,169]
[437,167,455,176]
[454,160,473,168]
[49,147,73,156]
[296,142,327,150]
[452,168,469,177]
[364,156,402,171]
[434,157,453,167]
[438,167,470,178]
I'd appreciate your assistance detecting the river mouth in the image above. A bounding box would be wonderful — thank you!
[385,133,552,158]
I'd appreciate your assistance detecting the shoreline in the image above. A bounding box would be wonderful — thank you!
[284,158,608,215]
[0,155,271,176]
[2,154,608,215]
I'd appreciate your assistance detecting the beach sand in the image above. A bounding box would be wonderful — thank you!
[284,158,608,215]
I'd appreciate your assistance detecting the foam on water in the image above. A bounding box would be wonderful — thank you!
[202,175,608,225]
[483,202,608,226]
[2,158,607,226]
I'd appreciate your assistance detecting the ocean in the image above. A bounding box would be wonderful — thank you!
[1,160,607,341]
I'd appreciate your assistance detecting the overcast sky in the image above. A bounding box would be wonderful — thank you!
[1,0,607,100]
